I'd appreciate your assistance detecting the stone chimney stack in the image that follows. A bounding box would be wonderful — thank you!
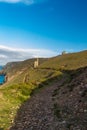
[34,58,39,68]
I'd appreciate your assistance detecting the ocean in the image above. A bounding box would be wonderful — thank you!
[0,66,5,84]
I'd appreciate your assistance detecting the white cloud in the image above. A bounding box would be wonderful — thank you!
[0,0,46,5]
[0,54,7,58]
[0,45,57,65]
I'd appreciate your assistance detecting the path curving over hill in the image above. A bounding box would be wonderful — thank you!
[10,77,66,130]
[10,67,87,130]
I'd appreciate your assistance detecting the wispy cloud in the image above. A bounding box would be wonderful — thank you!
[0,45,57,65]
[0,0,46,5]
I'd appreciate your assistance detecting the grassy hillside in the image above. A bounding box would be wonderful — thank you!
[0,70,62,130]
[4,58,48,78]
[0,50,87,129]
[0,68,62,129]
[40,50,87,70]
[9,66,87,130]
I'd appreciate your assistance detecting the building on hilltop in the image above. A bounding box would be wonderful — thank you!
[34,58,39,68]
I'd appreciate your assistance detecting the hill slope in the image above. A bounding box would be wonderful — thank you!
[0,50,87,130]
[40,50,87,70]
[3,50,87,85]
[10,66,87,130]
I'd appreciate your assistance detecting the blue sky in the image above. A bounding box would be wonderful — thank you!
[0,0,87,64]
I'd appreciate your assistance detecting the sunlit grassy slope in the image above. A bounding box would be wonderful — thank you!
[0,50,87,129]
[40,50,87,70]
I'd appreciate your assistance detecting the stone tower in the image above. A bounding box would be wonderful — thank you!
[34,58,39,68]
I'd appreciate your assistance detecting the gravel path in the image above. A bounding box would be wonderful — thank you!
[10,67,87,130]
[10,81,62,130]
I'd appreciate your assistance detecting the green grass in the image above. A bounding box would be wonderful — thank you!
[0,83,33,129]
[0,50,87,129]
[40,50,87,70]
[0,67,62,129]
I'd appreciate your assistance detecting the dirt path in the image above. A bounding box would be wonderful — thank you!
[9,67,87,130]
[10,79,64,130]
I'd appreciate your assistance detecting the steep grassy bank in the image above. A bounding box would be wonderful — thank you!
[0,68,62,129]
[40,50,87,70]
[0,50,87,129]
[10,66,87,130]
[0,83,33,129]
